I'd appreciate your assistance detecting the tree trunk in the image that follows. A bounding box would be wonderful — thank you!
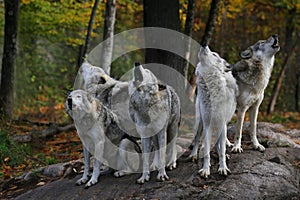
[201,0,221,47]
[186,0,221,101]
[0,0,20,118]
[295,67,299,111]
[77,0,100,68]
[143,0,186,101]
[143,0,182,75]
[183,0,196,88]
[267,7,297,114]
[267,44,297,114]
[100,0,116,75]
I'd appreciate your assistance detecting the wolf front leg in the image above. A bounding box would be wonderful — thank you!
[166,123,178,170]
[85,139,106,188]
[199,126,211,178]
[155,129,169,181]
[232,108,247,153]
[249,97,265,152]
[76,146,90,185]
[217,125,231,176]
[137,137,151,184]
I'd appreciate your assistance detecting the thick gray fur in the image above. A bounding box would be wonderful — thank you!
[129,64,181,184]
[65,90,140,188]
[190,46,238,178]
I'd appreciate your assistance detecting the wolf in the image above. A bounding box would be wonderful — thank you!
[231,35,280,153]
[189,45,238,178]
[129,63,181,184]
[77,62,138,137]
[65,90,141,188]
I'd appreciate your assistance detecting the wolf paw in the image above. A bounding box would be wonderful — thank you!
[75,177,88,186]
[231,145,243,153]
[167,162,177,170]
[199,168,210,178]
[253,143,265,152]
[114,170,126,178]
[218,166,231,176]
[137,174,150,184]
[85,178,98,188]
[157,171,169,181]
[187,153,198,162]
[226,139,233,148]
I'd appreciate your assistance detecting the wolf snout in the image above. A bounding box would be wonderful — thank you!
[134,63,143,82]
[134,62,141,67]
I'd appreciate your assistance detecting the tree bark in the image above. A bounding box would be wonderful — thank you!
[0,0,20,118]
[77,0,100,68]
[12,123,76,143]
[295,67,299,111]
[183,0,196,88]
[186,0,221,101]
[100,0,116,75]
[143,0,183,76]
[201,0,221,47]
[267,44,297,114]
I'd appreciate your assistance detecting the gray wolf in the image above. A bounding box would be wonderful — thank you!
[129,63,181,184]
[190,46,238,178]
[75,62,142,178]
[231,35,280,153]
[65,90,141,188]
[77,62,137,137]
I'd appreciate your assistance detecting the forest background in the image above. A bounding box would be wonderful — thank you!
[0,0,299,180]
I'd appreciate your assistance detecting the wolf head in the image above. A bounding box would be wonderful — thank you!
[197,45,232,75]
[76,62,116,91]
[129,62,158,95]
[132,62,158,87]
[65,89,95,117]
[239,34,280,61]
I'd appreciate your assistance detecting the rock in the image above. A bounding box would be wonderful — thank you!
[14,148,300,200]
[2,123,300,199]
[227,122,300,148]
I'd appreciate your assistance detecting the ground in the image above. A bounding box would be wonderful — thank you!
[3,147,300,200]
[0,121,300,199]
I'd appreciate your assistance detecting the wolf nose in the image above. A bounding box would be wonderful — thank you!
[134,62,141,67]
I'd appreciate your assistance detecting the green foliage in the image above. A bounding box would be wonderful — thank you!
[0,0,299,121]
[0,129,30,167]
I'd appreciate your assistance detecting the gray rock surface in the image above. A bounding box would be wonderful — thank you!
[14,147,299,200]
[4,123,300,199]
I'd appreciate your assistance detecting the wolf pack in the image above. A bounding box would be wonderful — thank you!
[65,35,280,187]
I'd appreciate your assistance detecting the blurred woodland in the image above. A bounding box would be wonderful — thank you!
[0,0,299,181]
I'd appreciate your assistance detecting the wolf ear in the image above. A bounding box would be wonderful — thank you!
[240,48,252,59]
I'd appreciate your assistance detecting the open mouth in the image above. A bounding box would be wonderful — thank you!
[271,36,280,49]
[67,98,73,110]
